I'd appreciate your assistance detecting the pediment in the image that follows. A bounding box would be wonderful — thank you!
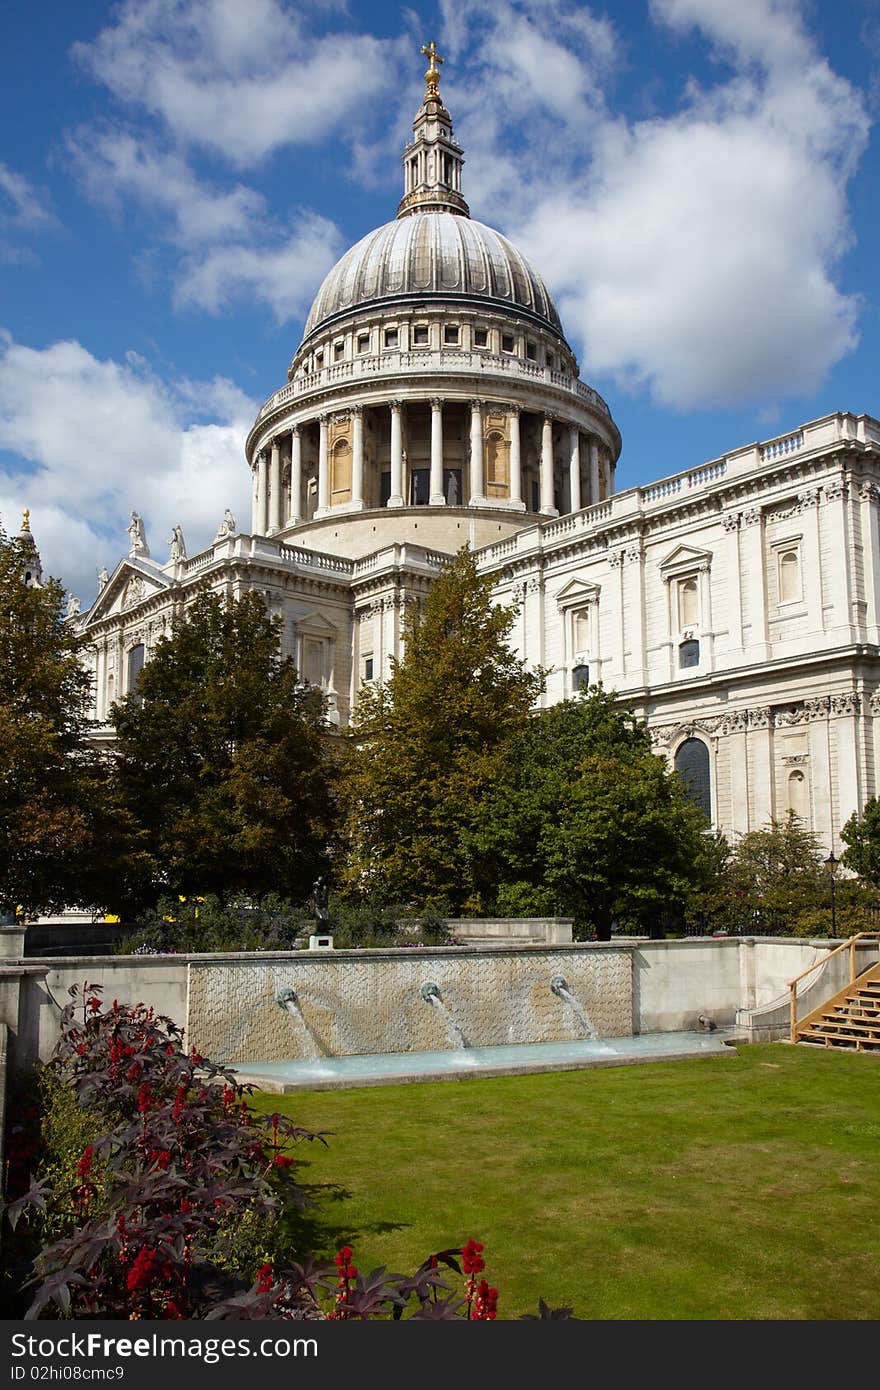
[658,544,713,577]
[555,577,601,609]
[81,558,172,626]
[294,609,338,634]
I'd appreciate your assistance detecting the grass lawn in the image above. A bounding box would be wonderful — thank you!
[250,1043,880,1320]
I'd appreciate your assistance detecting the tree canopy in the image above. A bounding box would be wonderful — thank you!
[841,797,880,888]
[339,547,544,910]
[476,688,711,936]
[0,522,149,917]
[112,590,335,903]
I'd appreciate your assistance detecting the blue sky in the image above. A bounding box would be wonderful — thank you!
[2,0,879,602]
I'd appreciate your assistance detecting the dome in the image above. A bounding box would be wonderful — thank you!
[302,212,563,341]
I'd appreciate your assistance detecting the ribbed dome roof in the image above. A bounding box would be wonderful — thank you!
[303,212,563,340]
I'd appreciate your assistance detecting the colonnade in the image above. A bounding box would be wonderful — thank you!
[251,398,613,534]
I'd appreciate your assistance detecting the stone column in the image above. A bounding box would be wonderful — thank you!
[255,452,268,534]
[317,415,329,514]
[289,425,302,525]
[740,507,769,660]
[352,406,364,508]
[540,416,557,515]
[269,439,282,532]
[604,449,614,499]
[568,425,581,513]
[429,398,445,504]
[509,407,523,507]
[389,401,404,507]
[589,438,601,506]
[469,400,484,504]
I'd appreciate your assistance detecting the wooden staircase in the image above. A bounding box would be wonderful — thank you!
[795,962,880,1051]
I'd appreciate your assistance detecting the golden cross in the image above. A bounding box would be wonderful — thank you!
[421,40,443,96]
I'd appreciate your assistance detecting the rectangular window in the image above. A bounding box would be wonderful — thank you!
[501,333,514,352]
[384,328,399,349]
[526,341,537,361]
[364,656,374,681]
[413,325,429,346]
[314,350,324,368]
[333,341,344,361]
[356,333,370,354]
[444,324,459,346]
[474,328,488,347]
[547,353,555,370]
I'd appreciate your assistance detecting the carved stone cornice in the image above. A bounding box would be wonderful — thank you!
[830,692,860,716]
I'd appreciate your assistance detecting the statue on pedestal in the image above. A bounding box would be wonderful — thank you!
[128,511,149,558]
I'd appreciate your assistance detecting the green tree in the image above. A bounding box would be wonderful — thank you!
[477,689,710,936]
[690,814,870,937]
[0,522,149,917]
[112,591,335,903]
[340,547,544,911]
[841,797,880,888]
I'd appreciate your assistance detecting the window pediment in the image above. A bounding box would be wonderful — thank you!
[658,544,712,581]
[556,578,600,610]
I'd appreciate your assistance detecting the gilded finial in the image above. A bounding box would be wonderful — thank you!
[421,40,443,100]
[21,508,30,532]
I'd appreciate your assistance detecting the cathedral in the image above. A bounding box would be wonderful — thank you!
[74,46,880,854]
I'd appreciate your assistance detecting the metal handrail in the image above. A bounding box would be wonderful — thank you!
[788,932,880,1042]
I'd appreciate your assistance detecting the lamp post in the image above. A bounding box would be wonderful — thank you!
[824,850,839,939]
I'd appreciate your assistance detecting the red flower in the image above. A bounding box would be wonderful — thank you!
[126,1063,141,1082]
[126,1247,157,1292]
[88,997,101,1013]
[273,1153,295,1170]
[256,1262,274,1293]
[75,1044,88,1056]
[164,1297,186,1319]
[462,1239,485,1275]
[75,1146,94,1179]
[334,1245,353,1266]
[473,1280,499,1320]
[137,1083,152,1113]
[179,1199,193,1215]
[150,1149,172,1170]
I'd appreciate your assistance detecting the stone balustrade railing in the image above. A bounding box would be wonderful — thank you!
[256,349,614,422]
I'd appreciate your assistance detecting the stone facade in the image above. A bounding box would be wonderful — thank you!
[74,60,880,852]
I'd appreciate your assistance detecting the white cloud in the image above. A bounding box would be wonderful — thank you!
[175,212,344,319]
[0,163,57,263]
[66,127,343,319]
[0,333,256,602]
[65,129,266,246]
[72,0,398,167]
[437,0,869,410]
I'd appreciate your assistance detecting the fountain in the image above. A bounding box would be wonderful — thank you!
[275,987,323,1059]
[420,980,469,1049]
[550,975,597,1039]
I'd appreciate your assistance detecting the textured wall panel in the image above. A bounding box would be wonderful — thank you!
[187,948,633,1063]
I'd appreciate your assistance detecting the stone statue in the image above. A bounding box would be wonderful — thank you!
[313,876,330,927]
[214,508,236,540]
[446,471,459,505]
[168,525,186,562]
[65,593,81,618]
[97,566,109,591]
[128,511,149,558]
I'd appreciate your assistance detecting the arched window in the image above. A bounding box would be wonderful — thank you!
[126,644,145,702]
[675,738,711,821]
[679,638,700,668]
[572,664,590,692]
[573,609,590,652]
[779,549,800,603]
[485,432,509,497]
[788,769,808,820]
[330,439,351,504]
[678,577,699,629]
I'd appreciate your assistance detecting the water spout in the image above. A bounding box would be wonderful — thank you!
[420,980,468,1049]
[550,975,597,1039]
[275,987,323,1059]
